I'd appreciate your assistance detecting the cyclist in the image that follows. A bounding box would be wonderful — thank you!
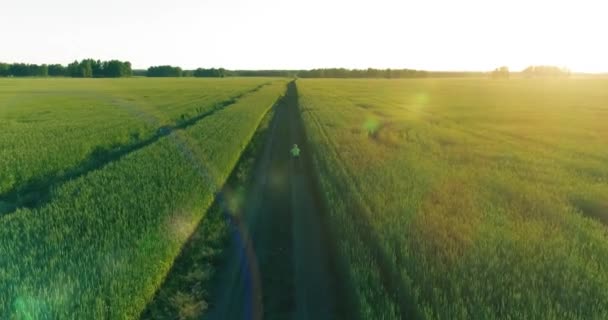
[291,144,300,158]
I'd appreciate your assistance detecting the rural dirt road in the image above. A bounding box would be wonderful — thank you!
[205,82,341,320]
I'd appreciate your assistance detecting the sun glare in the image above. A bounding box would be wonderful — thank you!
[1,0,607,71]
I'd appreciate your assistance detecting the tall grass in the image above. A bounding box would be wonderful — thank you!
[0,81,287,319]
[0,78,270,197]
[298,78,608,319]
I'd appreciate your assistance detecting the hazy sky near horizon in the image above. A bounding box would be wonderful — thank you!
[1,0,607,72]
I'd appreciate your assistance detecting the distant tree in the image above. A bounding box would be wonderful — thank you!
[103,61,117,77]
[79,60,93,77]
[36,64,49,77]
[67,60,81,77]
[9,63,29,76]
[385,68,393,79]
[367,68,379,78]
[102,60,132,77]
[121,61,133,77]
[147,65,183,77]
[0,63,9,76]
[88,59,103,77]
[66,60,91,77]
[48,64,66,76]
[230,69,294,77]
[297,68,429,79]
[522,65,570,78]
[490,66,510,79]
[193,68,226,77]
[0,59,131,77]
[193,68,208,77]
[5,63,47,76]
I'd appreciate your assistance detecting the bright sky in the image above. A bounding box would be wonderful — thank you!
[1,0,607,72]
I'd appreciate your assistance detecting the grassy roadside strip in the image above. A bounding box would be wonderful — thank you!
[0,81,287,319]
[140,92,278,320]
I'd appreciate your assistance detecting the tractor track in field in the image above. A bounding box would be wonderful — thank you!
[205,81,347,320]
[0,83,269,216]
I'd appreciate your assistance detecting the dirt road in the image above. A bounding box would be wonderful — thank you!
[205,82,340,320]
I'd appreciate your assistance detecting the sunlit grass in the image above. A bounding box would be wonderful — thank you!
[0,78,271,196]
[0,80,286,318]
[299,78,608,319]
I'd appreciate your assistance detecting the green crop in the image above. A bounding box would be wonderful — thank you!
[0,78,271,199]
[298,78,608,319]
[3,76,607,319]
[0,79,287,319]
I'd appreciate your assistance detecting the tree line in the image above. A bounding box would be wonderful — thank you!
[490,66,510,79]
[522,65,570,77]
[66,59,132,77]
[489,66,572,79]
[297,68,430,78]
[0,61,574,79]
[0,59,132,77]
[143,67,431,78]
[144,66,293,77]
[146,65,183,77]
[145,66,230,77]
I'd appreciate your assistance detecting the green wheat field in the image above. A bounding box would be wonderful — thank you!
[1,77,607,319]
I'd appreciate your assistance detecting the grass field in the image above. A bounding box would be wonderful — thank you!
[0,78,286,318]
[141,94,278,320]
[298,78,608,319]
[1,77,607,319]
[0,78,270,208]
